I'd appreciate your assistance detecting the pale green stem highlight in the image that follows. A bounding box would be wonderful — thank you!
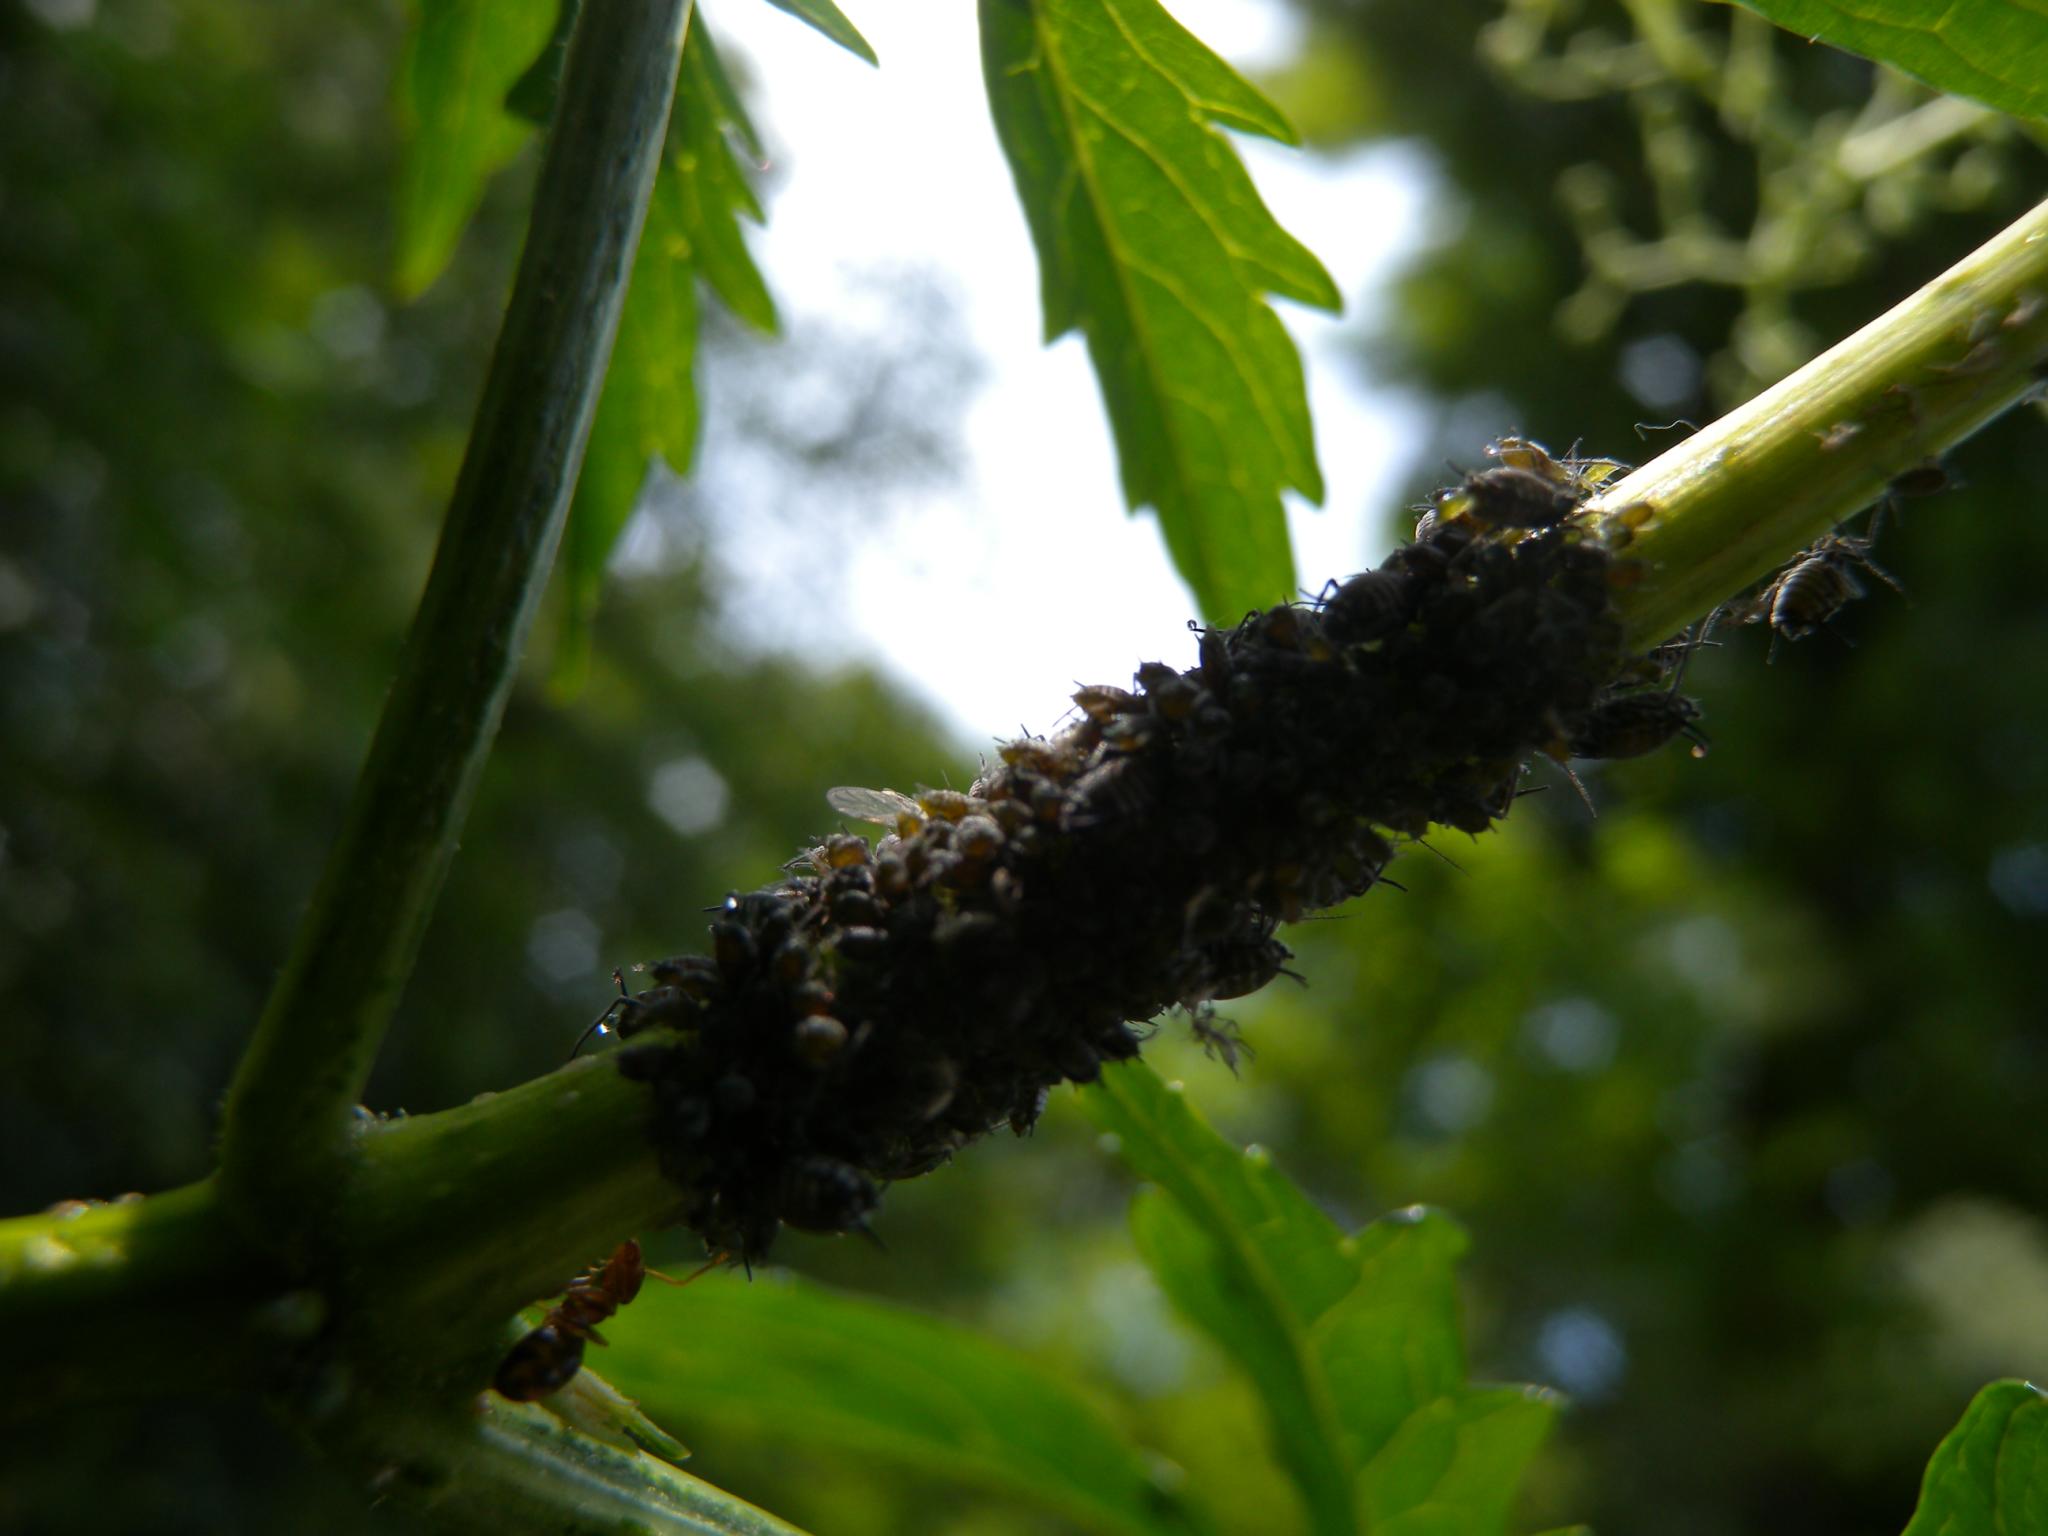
[1599,197,2048,649]
[0,1052,683,1421]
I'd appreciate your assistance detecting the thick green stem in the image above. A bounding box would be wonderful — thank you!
[218,0,694,1250]
[1597,197,2048,648]
[0,1059,679,1415]
[0,1180,277,1405]
[330,1056,681,1353]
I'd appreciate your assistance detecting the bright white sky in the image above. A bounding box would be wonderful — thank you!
[669,0,1433,746]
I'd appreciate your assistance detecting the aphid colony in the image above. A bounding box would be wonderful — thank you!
[596,436,1711,1268]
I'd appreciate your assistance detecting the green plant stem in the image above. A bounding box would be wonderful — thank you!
[0,1059,676,1413]
[1600,197,2048,649]
[0,1180,277,1405]
[217,0,694,1252]
[330,1057,680,1358]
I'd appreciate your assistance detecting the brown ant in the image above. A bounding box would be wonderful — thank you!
[493,1240,712,1402]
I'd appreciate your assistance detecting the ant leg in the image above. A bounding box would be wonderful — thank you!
[644,1253,728,1288]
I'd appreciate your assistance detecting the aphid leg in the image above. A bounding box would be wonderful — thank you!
[1558,758,1598,819]
[1410,839,1468,875]
[569,970,633,1061]
[1855,545,1908,601]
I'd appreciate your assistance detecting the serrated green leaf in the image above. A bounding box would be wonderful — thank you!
[1315,1211,1469,1462]
[558,21,777,665]
[765,0,880,66]
[692,18,768,162]
[671,27,779,331]
[1127,1190,1352,1534]
[599,1270,1213,1536]
[980,0,1339,626]
[1734,1,2048,124]
[1087,1064,1567,1536]
[1088,1066,1359,1536]
[1900,1379,2048,1535]
[1355,1388,1558,1536]
[504,0,580,125]
[393,0,558,298]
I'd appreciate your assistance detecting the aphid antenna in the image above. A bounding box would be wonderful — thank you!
[568,969,631,1061]
[1632,417,1699,441]
[852,1219,887,1253]
[1409,837,1469,874]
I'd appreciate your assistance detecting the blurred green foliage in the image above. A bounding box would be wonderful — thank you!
[1731,0,2048,125]
[4,2,2047,1534]
[1899,1380,2047,1534]
[0,5,951,1527]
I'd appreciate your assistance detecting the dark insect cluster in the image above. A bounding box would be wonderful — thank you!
[602,445,1707,1265]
